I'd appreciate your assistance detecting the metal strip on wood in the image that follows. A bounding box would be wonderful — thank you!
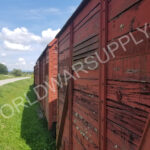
[69,23,74,150]
[99,0,108,150]
[57,40,59,141]
[138,115,150,150]
[56,80,70,150]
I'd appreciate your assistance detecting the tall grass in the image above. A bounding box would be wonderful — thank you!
[0,74,15,80]
[0,79,56,150]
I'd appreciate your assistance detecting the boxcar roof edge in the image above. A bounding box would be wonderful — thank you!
[56,0,90,38]
[35,39,57,65]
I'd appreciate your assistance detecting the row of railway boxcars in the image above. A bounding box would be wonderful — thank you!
[34,0,150,150]
[34,39,58,130]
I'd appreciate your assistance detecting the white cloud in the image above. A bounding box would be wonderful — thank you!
[18,57,26,65]
[30,8,60,14]
[0,27,60,51]
[45,8,60,13]
[41,28,60,44]
[28,8,61,19]
[1,27,41,44]
[0,27,60,71]
[18,57,25,61]
[1,52,6,56]
[1,62,6,65]
[22,62,26,65]
[4,41,31,51]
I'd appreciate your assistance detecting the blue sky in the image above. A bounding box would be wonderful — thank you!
[0,0,82,71]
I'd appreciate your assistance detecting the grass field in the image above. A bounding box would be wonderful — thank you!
[0,78,56,150]
[0,74,32,80]
[0,74,15,80]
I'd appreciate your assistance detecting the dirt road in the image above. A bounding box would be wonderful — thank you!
[0,77,31,86]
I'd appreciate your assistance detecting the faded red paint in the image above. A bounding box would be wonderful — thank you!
[34,39,58,129]
[56,0,150,150]
[48,39,58,129]
[138,116,150,150]
[34,0,150,149]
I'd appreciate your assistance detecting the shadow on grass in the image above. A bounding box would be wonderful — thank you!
[21,85,56,150]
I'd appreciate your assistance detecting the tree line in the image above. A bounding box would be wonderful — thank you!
[0,63,32,77]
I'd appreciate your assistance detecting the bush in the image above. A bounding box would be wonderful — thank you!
[12,69,22,76]
[0,63,8,74]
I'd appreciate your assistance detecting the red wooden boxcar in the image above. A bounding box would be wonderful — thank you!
[34,39,58,129]
[56,0,150,150]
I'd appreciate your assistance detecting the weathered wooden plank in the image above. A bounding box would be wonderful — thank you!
[74,12,100,46]
[107,108,145,137]
[72,125,99,150]
[59,49,70,61]
[107,119,139,150]
[107,54,150,83]
[73,42,99,57]
[74,79,99,96]
[107,99,148,120]
[73,134,86,150]
[73,69,99,80]
[107,28,150,60]
[59,34,70,47]
[59,47,69,55]
[109,0,141,20]
[74,4,100,34]
[107,80,150,112]
[73,34,98,51]
[59,57,70,66]
[73,90,98,121]
[138,116,150,150]
[73,49,97,61]
[73,112,98,143]
[108,0,150,40]
[73,102,98,129]
[107,138,122,150]
[57,81,70,149]
[73,0,100,27]
[73,57,99,72]
[59,26,70,43]
[59,39,70,53]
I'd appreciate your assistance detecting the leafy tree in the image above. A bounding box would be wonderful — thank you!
[0,63,8,74]
[12,69,22,76]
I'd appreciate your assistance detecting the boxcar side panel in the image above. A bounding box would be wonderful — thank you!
[56,0,150,150]
[48,39,58,129]
[58,26,71,150]
[106,0,150,150]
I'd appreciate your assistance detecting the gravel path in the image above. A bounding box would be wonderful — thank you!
[0,77,31,86]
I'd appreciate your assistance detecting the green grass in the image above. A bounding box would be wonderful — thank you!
[0,74,15,80]
[0,74,32,80]
[0,78,56,150]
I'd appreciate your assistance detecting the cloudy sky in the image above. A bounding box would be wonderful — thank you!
[0,0,82,71]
